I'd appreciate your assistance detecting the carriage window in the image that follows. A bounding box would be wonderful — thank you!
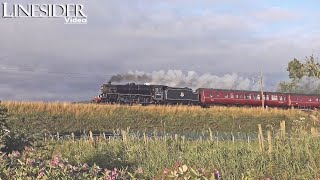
[235,94,239,98]
[257,94,261,100]
[318,98,320,102]
[230,93,234,98]
[279,96,283,101]
[253,94,258,100]
[216,93,220,97]
[239,95,243,99]
[245,94,251,99]
[210,93,213,97]
[225,93,228,98]
[309,98,312,102]
[271,95,278,100]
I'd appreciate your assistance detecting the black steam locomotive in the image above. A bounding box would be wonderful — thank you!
[94,82,199,105]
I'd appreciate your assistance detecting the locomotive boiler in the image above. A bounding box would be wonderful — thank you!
[95,82,199,105]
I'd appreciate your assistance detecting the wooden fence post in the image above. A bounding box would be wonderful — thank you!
[258,124,264,153]
[56,132,60,141]
[71,132,75,141]
[280,121,286,139]
[122,130,127,143]
[89,131,93,141]
[143,132,147,145]
[209,128,213,142]
[267,130,272,154]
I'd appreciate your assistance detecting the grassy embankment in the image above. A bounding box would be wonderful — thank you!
[2,101,319,134]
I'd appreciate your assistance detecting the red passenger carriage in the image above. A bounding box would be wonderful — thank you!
[197,88,320,109]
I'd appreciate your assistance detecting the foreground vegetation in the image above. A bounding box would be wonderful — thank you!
[1,102,320,179]
[2,101,319,134]
[1,126,320,179]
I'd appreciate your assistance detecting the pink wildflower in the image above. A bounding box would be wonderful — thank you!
[50,155,60,166]
[11,151,20,158]
[136,167,144,174]
[163,168,171,174]
[37,171,45,178]
[214,169,221,180]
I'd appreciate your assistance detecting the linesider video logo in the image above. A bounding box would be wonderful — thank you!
[2,2,87,24]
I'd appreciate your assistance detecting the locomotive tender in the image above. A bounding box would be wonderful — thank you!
[94,82,320,109]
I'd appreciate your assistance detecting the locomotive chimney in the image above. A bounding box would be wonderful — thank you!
[107,81,111,85]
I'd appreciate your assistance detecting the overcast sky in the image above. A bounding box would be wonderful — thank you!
[0,0,319,101]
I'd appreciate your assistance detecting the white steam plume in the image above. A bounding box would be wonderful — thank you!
[296,77,320,94]
[109,70,261,90]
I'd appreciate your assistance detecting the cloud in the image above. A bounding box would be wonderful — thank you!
[0,0,319,101]
[254,7,299,22]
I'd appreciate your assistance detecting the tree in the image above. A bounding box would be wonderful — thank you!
[304,55,320,78]
[287,58,305,80]
[278,81,300,93]
[278,55,320,93]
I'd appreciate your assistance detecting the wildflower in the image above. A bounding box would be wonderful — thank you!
[175,161,181,168]
[37,171,45,179]
[103,168,111,178]
[81,163,89,171]
[72,166,79,172]
[66,164,73,170]
[214,169,221,180]
[24,147,34,152]
[111,168,118,175]
[163,168,171,174]
[50,155,60,166]
[26,158,35,165]
[37,168,46,179]
[58,162,64,168]
[10,151,20,158]
[135,167,144,174]
[110,168,119,180]
[198,168,205,174]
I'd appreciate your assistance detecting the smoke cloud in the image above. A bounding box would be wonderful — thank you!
[296,77,320,94]
[109,70,261,90]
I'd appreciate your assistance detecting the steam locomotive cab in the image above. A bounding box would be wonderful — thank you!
[150,86,166,104]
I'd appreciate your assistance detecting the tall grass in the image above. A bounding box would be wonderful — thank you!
[2,101,318,134]
[42,126,320,179]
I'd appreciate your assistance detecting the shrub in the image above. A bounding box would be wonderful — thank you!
[0,103,35,153]
[0,104,9,146]
[1,130,34,153]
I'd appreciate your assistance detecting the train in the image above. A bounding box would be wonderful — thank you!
[93,82,320,109]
